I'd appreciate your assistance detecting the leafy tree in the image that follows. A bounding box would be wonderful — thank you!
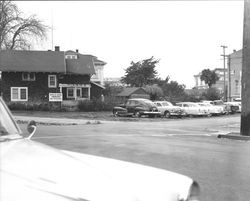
[121,57,159,87]
[0,0,48,50]
[163,81,186,101]
[200,69,219,88]
[144,84,163,100]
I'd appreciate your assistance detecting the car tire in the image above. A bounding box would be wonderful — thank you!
[113,110,119,117]
[164,111,171,118]
[134,111,141,118]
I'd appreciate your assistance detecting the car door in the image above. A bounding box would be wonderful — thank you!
[155,102,164,113]
[183,104,193,115]
[126,100,137,113]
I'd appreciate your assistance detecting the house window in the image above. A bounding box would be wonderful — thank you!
[48,75,57,88]
[67,88,74,98]
[22,73,36,81]
[76,88,82,98]
[67,88,83,99]
[11,87,28,101]
[82,88,89,98]
[65,55,77,59]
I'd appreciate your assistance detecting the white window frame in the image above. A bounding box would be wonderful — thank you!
[11,87,28,101]
[48,75,57,88]
[67,88,83,99]
[65,55,77,59]
[67,88,75,98]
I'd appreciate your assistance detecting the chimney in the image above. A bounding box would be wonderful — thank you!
[76,49,79,53]
[233,49,236,53]
[55,46,60,51]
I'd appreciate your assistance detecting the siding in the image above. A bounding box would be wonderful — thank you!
[2,72,90,102]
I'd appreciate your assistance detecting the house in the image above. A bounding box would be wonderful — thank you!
[0,47,106,109]
[116,87,150,101]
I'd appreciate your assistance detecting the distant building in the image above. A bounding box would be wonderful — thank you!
[116,87,150,101]
[193,49,242,101]
[194,68,227,94]
[228,49,242,100]
[104,77,126,86]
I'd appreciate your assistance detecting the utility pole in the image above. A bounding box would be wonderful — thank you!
[221,45,228,101]
[241,0,250,136]
[227,55,231,102]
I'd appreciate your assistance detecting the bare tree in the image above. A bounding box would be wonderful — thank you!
[0,0,48,50]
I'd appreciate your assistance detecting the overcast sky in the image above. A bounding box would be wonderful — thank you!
[16,1,244,89]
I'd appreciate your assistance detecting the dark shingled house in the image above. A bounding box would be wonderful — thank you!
[0,47,106,109]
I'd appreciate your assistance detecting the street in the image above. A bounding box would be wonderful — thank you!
[19,114,250,201]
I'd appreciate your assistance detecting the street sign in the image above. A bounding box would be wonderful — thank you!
[49,93,62,102]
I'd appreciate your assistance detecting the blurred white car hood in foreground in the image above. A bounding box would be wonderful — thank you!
[1,139,195,201]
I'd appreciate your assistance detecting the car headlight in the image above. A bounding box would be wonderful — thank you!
[186,181,200,201]
[178,181,200,201]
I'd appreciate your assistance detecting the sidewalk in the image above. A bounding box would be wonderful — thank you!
[14,115,103,125]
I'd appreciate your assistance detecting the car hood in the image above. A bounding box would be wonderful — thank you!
[1,139,194,201]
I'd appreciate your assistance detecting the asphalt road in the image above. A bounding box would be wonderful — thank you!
[19,114,250,201]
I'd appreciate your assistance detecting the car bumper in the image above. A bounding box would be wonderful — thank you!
[170,112,186,116]
[141,111,161,116]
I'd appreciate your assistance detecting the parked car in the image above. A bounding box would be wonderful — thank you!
[224,102,241,113]
[113,98,161,118]
[196,102,224,116]
[154,101,186,118]
[175,102,209,117]
[0,97,200,201]
[210,100,240,114]
[202,100,228,114]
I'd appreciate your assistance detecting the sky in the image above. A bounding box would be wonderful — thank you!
[16,1,244,89]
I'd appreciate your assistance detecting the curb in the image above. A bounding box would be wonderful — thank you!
[14,116,102,126]
[217,132,250,141]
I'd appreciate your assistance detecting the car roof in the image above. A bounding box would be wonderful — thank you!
[154,101,171,103]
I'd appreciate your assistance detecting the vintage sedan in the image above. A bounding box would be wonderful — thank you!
[196,102,224,116]
[175,102,208,117]
[0,97,200,201]
[224,102,241,113]
[113,98,161,118]
[154,101,186,118]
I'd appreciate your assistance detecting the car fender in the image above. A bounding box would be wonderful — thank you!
[113,106,127,112]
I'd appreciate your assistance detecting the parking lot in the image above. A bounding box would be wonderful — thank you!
[17,113,250,201]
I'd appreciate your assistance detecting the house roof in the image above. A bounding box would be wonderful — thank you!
[229,49,242,58]
[90,81,105,89]
[117,87,147,97]
[66,54,95,75]
[0,50,66,73]
[0,50,98,75]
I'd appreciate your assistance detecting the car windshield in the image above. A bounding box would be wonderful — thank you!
[162,102,173,106]
[187,103,198,107]
[0,98,22,137]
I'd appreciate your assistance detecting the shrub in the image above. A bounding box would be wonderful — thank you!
[7,101,59,111]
